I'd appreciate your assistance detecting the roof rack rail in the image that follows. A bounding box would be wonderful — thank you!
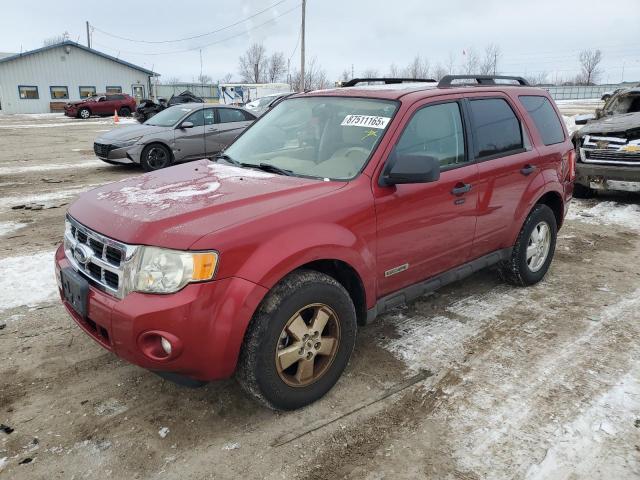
[340,78,436,87]
[438,75,530,87]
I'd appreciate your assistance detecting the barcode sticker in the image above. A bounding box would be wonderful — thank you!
[341,115,391,129]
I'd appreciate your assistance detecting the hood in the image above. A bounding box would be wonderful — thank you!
[68,160,344,250]
[66,100,87,106]
[96,124,171,142]
[579,111,640,136]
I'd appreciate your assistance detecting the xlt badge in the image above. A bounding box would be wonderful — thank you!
[385,263,409,277]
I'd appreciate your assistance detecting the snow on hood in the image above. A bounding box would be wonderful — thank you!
[68,160,342,249]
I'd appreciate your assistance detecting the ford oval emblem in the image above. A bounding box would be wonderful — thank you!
[73,244,93,265]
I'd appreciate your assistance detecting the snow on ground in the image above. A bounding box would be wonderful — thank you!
[0,221,27,237]
[555,99,602,106]
[562,115,581,136]
[3,183,104,210]
[0,159,103,175]
[0,121,115,129]
[0,251,57,311]
[568,199,640,231]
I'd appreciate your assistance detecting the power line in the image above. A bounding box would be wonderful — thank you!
[92,5,301,56]
[92,0,288,44]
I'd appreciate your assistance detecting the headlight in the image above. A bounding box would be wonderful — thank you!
[115,136,143,147]
[133,246,218,294]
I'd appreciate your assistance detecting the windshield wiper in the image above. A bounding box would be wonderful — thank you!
[255,163,293,176]
[212,153,242,167]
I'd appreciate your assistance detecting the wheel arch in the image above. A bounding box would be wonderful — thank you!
[535,190,564,229]
[141,141,175,162]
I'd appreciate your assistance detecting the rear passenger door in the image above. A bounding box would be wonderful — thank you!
[374,98,479,296]
[464,94,541,259]
[208,108,255,153]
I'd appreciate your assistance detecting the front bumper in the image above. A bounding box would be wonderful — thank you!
[55,244,268,381]
[576,162,640,188]
[93,142,143,164]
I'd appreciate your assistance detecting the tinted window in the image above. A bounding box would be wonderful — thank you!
[519,96,564,145]
[469,98,523,158]
[396,102,467,168]
[184,109,205,127]
[218,108,250,123]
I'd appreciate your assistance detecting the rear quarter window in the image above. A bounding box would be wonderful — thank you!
[519,95,565,146]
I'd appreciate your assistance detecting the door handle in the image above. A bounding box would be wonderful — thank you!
[451,182,472,196]
[206,127,219,132]
[520,164,536,176]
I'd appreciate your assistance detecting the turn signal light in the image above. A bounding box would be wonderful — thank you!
[192,252,218,281]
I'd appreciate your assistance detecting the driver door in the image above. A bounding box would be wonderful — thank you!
[174,109,206,161]
[374,99,479,296]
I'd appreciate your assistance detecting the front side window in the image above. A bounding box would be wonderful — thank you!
[395,102,467,169]
[223,96,399,180]
[19,86,39,99]
[519,95,564,146]
[79,86,96,98]
[184,109,205,127]
[469,98,523,159]
[50,86,68,99]
[106,86,122,94]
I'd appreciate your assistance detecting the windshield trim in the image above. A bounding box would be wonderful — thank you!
[223,95,401,182]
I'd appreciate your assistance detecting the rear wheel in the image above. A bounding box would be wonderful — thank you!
[499,204,557,286]
[237,270,357,410]
[78,108,91,119]
[140,144,172,171]
[118,107,131,117]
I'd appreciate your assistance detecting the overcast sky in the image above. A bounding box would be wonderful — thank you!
[2,0,639,84]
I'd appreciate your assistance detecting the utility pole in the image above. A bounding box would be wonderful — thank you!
[86,21,91,48]
[300,0,306,91]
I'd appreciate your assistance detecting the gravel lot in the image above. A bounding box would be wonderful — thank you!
[1,104,639,479]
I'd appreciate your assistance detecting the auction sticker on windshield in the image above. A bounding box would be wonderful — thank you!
[341,115,390,129]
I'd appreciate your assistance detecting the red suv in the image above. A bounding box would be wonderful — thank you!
[55,75,575,409]
[64,93,137,119]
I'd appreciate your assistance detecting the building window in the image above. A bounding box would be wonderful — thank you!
[131,84,144,100]
[79,86,96,98]
[106,86,122,94]
[18,86,39,99]
[50,86,69,100]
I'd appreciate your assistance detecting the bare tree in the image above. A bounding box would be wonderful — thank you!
[43,32,69,46]
[463,48,479,74]
[447,51,456,74]
[387,63,400,77]
[290,57,328,91]
[197,74,212,84]
[479,44,501,75]
[220,73,233,83]
[577,49,603,85]
[340,69,351,82]
[524,72,549,86]
[404,55,430,79]
[267,52,287,83]
[432,64,449,81]
[362,68,379,78]
[238,43,269,83]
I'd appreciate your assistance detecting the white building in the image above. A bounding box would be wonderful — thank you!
[0,41,158,114]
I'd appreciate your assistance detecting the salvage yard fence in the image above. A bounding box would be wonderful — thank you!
[543,84,625,100]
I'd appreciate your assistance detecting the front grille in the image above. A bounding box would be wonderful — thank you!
[64,216,137,298]
[581,135,640,166]
[94,142,114,158]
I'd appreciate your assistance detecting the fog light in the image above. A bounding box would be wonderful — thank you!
[160,337,172,355]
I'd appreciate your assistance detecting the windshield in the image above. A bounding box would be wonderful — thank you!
[223,96,398,180]
[145,105,194,127]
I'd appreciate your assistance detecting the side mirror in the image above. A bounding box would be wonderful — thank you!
[180,121,194,129]
[380,151,441,186]
[574,113,595,125]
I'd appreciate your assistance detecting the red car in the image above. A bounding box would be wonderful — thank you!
[64,93,137,119]
[55,75,575,409]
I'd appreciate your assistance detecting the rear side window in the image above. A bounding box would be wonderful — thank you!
[469,98,523,159]
[519,95,565,145]
[218,108,251,123]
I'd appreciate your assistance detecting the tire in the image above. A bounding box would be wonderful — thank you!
[499,204,557,286]
[78,108,91,119]
[118,107,131,117]
[573,182,595,199]
[140,143,172,171]
[237,270,357,410]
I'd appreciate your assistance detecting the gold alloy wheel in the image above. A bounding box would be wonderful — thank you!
[275,303,341,387]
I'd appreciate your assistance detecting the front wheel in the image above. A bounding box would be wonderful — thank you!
[118,107,131,117]
[499,204,557,286]
[78,108,91,119]
[140,144,172,171]
[237,270,357,410]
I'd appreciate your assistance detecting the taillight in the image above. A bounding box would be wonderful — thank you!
[562,150,576,181]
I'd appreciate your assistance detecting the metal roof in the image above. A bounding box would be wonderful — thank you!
[0,41,158,76]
